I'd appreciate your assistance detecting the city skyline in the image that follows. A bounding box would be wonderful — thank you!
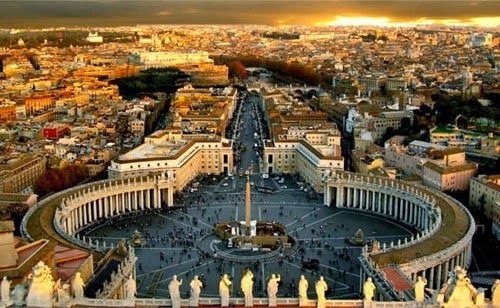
[0,0,499,28]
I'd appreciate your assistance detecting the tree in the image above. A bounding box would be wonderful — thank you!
[228,61,247,80]
[35,164,88,196]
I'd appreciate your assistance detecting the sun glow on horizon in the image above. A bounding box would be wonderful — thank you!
[315,16,500,27]
[322,16,392,27]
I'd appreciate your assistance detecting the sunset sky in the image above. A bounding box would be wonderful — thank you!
[0,0,498,28]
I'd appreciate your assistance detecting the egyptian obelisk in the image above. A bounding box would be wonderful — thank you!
[245,173,251,235]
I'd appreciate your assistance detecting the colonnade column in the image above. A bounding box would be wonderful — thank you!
[429,267,435,290]
[435,264,442,290]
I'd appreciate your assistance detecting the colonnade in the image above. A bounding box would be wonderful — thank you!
[324,171,475,301]
[326,184,439,232]
[54,176,174,236]
[408,244,472,290]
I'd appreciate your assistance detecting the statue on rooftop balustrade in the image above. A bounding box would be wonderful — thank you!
[363,277,376,303]
[492,279,500,306]
[189,275,203,306]
[1,276,11,303]
[298,275,309,306]
[26,261,55,307]
[315,276,328,308]
[71,272,85,299]
[125,275,136,300]
[241,269,254,307]
[414,276,427,302]
[219,274,231,307]
[169,274,182,308]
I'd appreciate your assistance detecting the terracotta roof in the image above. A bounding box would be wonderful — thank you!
[0,239,55,278]
[381,267,413,292]
[423,162,477,174]
[441,147,465,155]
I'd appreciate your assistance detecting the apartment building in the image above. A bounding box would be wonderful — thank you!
[384,140,446,177]
[130,51,229,85]
[422,148,477,191]
[359,74,388,93]
[469,175,500,219]
[43,123,71,140]
[24,95,55,116]
[430,126,483,150]
[0,100,17,122]
[367,111,413,134]
[170,85,237,137]
[263,134,344,192]
[108,130,233,192]
[0,153,46,193]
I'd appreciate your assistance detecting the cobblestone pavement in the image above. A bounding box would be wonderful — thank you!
[86,180,415,300]
[86,93,415,300]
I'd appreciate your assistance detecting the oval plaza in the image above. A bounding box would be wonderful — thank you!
[20,167,476,306]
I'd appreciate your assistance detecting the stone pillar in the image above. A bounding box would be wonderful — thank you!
[415,207,420,229]
[429,266,435,290]
[335,187,341,207]
[104,197,109,218]
[377,192,382,213]
[435,264,442,290]
[168,188,173,207]
[450,257,456,273]
[99,196,107,218]
[354,188,358,208]
[443,260,449,284]
[66,212,72,235]
[139,190,144,210]
[156,187,161,209]
[404,201,409,222]
[80,203,87,227]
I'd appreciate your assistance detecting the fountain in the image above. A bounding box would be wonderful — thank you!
[347,229,369,246]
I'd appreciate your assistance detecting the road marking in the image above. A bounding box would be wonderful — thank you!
[155,260,215,286]
[157,213,201,232]
[290,211,346,232]
[179,212,214,230]
[136,257,202,278]
[351,212,414,235]
[285,207,322,227]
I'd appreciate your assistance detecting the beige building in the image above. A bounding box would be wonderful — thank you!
[170,85,237,137]
[430,126,483,150]
[351,148,385,175]
[0,153,46,193]
[469,174,500,219]
[367,110,413,134]
[384,140,447,177]
[263,137,343,192]
[422,148,477,191]
[130,51,229,85]
[108,130,233,192]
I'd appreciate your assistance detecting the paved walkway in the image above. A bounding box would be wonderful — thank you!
[85,183,415,300]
